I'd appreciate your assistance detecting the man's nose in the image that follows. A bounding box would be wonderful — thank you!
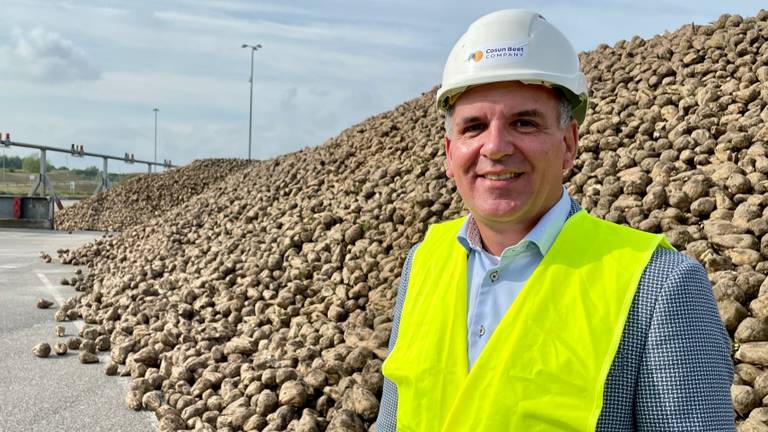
[479,121,515,161]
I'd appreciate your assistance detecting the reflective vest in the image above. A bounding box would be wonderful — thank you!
[382,210,672,431]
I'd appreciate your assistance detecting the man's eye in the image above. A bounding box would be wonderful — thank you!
[461,123,485,134]
[513,119,537,129]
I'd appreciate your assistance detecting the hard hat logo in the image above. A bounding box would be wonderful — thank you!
[467,41,528,67]
[467,50,484,62]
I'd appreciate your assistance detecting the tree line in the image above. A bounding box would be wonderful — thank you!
[0,154,100,177]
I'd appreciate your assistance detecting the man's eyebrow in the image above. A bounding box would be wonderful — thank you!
[456,109,547,125]
[511,109,546,118]
[455,115,484,126]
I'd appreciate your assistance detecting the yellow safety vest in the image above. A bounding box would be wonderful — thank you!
[382,210,672,431]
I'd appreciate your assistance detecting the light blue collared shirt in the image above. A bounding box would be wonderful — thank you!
[457,187,572,369]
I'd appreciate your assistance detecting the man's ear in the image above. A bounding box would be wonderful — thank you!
[562,120,578,171]
[444,135,454,178]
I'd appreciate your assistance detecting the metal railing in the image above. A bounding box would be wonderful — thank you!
[0,134,176,208]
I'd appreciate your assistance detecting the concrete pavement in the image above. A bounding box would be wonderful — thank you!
[0,228,156,432]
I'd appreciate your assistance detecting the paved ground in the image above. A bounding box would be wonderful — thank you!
[60,199,82,208]
[0,228,156,432]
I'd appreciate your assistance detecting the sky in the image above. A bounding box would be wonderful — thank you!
[0,0,766,173]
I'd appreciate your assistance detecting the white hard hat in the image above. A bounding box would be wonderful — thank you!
[436,10,589,124]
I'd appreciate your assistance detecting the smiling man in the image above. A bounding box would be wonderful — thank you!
[375,9,734,432]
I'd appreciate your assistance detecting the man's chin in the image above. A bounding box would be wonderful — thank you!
[470,205,526,225]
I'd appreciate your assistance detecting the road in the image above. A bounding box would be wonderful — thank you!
[0,228,156,432]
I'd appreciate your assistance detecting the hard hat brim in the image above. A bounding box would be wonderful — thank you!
[436,73,588,125]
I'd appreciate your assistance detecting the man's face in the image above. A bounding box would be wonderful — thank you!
[444,81,578,232]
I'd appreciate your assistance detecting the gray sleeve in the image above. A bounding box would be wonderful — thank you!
[374,244,419,432]
[635,253,735,431]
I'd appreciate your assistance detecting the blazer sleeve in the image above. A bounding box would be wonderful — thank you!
[375,244,419,432]
[635,252,735,431]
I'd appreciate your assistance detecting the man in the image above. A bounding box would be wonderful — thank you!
[376,10,733,431]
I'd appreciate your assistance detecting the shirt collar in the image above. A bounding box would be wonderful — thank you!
[457,186,572,258]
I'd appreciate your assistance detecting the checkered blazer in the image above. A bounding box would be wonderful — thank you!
[375,200,735,431]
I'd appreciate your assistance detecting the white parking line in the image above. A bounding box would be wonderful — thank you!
[35,271,72,323]
[37,268,81,274]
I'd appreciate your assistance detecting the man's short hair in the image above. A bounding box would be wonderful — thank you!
[444,87,574,137]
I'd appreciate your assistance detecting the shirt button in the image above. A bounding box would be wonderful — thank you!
[479,325,486,336]
[489,271,499,282]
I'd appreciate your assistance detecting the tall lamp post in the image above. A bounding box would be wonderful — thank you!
[153,108,159,168]
[242,43,262,160]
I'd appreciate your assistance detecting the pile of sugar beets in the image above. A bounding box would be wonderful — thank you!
[56,159,252,232]
[49,11,768,432]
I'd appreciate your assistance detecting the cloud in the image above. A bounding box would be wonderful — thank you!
[152,10,435,49]
[0,27,101,83]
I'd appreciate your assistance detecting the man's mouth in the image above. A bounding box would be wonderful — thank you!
[481,172,524,180]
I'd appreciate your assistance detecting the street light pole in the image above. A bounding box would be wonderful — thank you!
[153,108,159,167]
[242,43,262,160]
